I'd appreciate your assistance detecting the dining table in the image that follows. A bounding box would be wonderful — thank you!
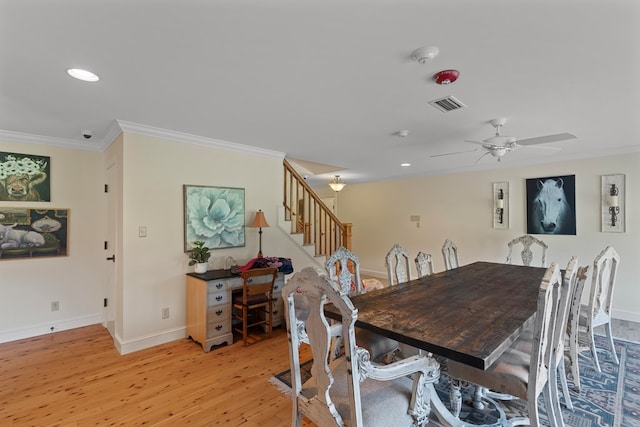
[324,261,549,427]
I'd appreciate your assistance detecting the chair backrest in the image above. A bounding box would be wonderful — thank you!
[239,267,278,302]
[282,267,363,426]
[326,246,362,296]
[441,239,459,270]
[385,243,411,286]
[506,234,548,267]
[587,246,620,319]
[529,262,569,400]
[558,257,579,342]
[567,264,590,347]
[414,251,435,278]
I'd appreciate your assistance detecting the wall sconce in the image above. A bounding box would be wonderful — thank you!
[492,182,509,229]
[329,175,346,192]
[601,174,625,233]
[496,189,505,224]
[249,209,270,257]
[608,184,620,226]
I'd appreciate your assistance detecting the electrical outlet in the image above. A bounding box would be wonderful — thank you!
[162,307,170,319]
[51,301,59,312]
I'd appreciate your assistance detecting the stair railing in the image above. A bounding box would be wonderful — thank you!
[283,159,352,257]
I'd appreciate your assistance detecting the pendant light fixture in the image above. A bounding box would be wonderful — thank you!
[329,175,346,192]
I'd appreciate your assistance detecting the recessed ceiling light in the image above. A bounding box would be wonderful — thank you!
[67,68,100,82]
[401,163,411,167]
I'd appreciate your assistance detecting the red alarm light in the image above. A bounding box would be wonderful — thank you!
[433,69,460,85]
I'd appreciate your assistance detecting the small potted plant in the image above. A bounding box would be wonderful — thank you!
[189,241,211,273]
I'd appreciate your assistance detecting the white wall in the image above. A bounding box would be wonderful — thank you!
[0,140,105,342]
[337,153,639,322]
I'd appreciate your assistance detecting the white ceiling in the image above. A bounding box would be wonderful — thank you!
[2,0,639,188]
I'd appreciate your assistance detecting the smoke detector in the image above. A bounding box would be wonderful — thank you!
[411,46,440,64]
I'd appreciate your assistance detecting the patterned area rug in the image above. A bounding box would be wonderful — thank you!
[270,336,640,426]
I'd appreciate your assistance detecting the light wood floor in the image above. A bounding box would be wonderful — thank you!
[1,320,638,426]
[0,325,312,426]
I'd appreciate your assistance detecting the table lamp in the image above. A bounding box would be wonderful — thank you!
[249,210,270,258]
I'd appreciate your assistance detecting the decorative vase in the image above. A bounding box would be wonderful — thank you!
[194,263,207,274]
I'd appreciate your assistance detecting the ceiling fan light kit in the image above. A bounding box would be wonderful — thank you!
[431,117,577,162]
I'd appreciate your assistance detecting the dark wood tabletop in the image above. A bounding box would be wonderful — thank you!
[325,261,548,370]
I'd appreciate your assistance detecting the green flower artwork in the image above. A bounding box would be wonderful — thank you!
[183,185,245,251]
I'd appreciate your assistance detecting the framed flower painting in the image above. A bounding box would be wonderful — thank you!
[183,185,245,251]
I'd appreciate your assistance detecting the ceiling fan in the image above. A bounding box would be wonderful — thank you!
[431,118,577,162]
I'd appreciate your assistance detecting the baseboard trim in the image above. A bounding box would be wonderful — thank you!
[0,314,102,344]
[117,327,187,355]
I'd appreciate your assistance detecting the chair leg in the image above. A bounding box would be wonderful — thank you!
[604,321,619,365]
[588,327,601,372]
[268,301,273,338]
[243,306,248,346]
[558,358,573,410]
[568,340,581,392]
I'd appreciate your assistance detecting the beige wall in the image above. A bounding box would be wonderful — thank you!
[338,153,639,322]
[0,141,105,340]
[0,133,319,351]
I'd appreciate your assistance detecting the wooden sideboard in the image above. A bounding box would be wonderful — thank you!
[186,269,285,352]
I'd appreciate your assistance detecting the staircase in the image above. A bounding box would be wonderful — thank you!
[280,160,352,267]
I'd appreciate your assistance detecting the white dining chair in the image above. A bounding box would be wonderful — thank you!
[385,243,412,286]
[441,239,459,270]
[414,251,435,278]
[506,234,548,267]
[574,246,620,373]
[566,264,590,391]
[282,267,440,427]
[327,247,398,363]
[448,262,571,427]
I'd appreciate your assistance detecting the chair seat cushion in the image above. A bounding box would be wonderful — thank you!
[301,358,418,427]
[356,328,398,362]
[448,347,534,401]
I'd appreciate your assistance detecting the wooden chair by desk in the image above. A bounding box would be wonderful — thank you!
[232,267,278,346]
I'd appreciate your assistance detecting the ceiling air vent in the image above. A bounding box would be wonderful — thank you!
[428,95,467,112]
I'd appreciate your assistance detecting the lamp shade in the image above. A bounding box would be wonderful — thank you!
[249,210,270,228]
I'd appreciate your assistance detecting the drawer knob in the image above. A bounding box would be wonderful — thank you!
[216,295,223,301]
[216,283,224,289]
[215,325,222,331]
[216,310,223,316]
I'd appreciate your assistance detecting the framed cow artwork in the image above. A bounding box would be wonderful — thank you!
[0,151,51,202]
[526,174,576,235]
[0,208,69,260]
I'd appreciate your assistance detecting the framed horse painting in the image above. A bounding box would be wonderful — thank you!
[526,174,576,235]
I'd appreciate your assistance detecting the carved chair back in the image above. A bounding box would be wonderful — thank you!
[385,243,412,286]
[579,246,621,372]
[441,239,459,270]
[566,264,590,392]
[282,267,440,427]
[326,246,362,296]
[506,234,548,267]
[414,252,435,278]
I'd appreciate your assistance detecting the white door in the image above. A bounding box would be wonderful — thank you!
[321,197,335,214]
[104,161,118,338]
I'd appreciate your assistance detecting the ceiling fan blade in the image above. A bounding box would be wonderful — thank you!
[475,151,491,163]
[516,133,577,146]
[430,148,482,158]
[464,139,491,147]
[518,144,562,151]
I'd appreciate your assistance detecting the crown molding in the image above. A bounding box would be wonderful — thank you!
[0,129,103,152]
[116,120,286,160]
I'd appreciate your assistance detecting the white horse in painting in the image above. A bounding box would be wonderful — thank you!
[531,178,573,234]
